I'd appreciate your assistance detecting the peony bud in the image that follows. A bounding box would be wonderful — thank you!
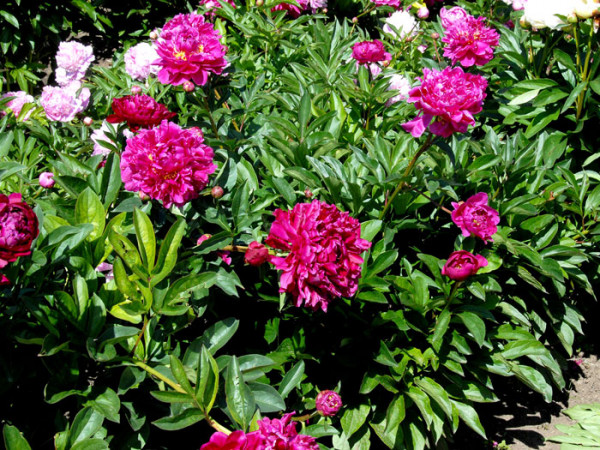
[149,30,159,40]
[322,8,328,13]
[244,241,270,266]
[442,250,488,281]
[197,234,212,245]
[304,189,313,198]
[83,116,93,126]
[316,390,342,417]
[256,0,264,6]
[131,85,143,95]
[431,32,439,39]
[352,16,358,23]
[39,172,55,188]
[211,186,224,199]
[182,81,195,92]
[417,6,429,19]
[138,191,150,202]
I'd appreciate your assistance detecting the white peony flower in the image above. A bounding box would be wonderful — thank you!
[521,0,573,29]
[383,10,419,40]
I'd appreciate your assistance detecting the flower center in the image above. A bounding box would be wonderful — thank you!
[173,49,187,60]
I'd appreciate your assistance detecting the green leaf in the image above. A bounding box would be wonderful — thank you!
[249,382,286,413]
[226,356,256,430]
[108,230,145,279]
[75,188,105,241]
[361,220,382,242]
[170,354,194,396]
[385,395,405,434]
[501,340,548,359]
[278,360,305,399]
[184,318,239,368]
[150,391,192,403]
[3,425,31,450]
[298,90,312,138]
[133,208,156,272]
[151,219,186,285]
[0,10,19,28]
[88,388,120,423]
[69,439,109,450]
[431,309,451,352]
[152,408,204,431]
[451,400,486,439]
[197,346,219,413]
[69,408,104,446]
[99,153,122,208]
[341,404,370,437]
[458,312,486,347]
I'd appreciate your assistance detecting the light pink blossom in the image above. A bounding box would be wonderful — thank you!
[41,82,90,122]
[386,74,411,106]
[91,122,117,157]
[451,192,499,243]
[39,172,55,188]
[96,262,114,282]
[124,42,160,80]
[55,41,95,86]
[1,91,35,119]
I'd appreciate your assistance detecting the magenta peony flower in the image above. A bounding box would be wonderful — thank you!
[106,94,176,131]
[245,241,270,266]
[201,430,265,449]
[41,82,90,122]
[1,91,35,119]
[0,273,10,286]
[55,41,95,86]
[39,172,55,188]
[155,13,228,86]
[451,192,499,243]
[271,0,308,18]
[371,0,401,8]
[315,390,342,416]
[442,14,499,67]
[351,40,391,65]
[124,42,160,80]
[265,200,371,312]
[402,67,487,138]
[120,120,216,208]
[442,250,488,281]
[439,6,468,29]
[258,413,319,450]
[199,0,237,18]
[0,193,39,269]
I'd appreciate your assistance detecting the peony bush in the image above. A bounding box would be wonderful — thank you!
[1,0,600,449]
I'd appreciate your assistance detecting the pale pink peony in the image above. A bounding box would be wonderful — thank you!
[120,120,216,208]
[258,413,319,450]
[155,13,228,86]
[442,250,488,281]
[41,82,90,122]
[124,42,160,80]
[442,14,499,67]
[265,200,371,312]
[55,41,95,86]
[91,122,117,157]
[371,0,401,8]
[386,74,411,106]
[199,0,237,18]
[1,91,35,119]
[316,390,342,416]
[201,430,265,450]
[402,67,487,138]
[307,0,327,11]
[39,172,55,188]
[451,192,499,243]
[440,6,468,29]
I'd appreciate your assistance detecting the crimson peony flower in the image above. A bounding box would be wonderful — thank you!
[402,66,487,138]
[442,14,499,67]
[265,200,371,312]
[120,121,216,208]
[271,0,308,17]
[442,250,488,281]
[245,241,270,266]
[451,192,499,243]
[316,390,342,416]
[155,13,228,86]
[106,94,176,131]
[351,40,391,65]
[200,430,265,450]
[0,193,39,269]
[258,413,319,450]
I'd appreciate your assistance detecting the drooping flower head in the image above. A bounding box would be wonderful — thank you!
[1,91,35,119]
[199,0,237,18]
[442,250,488,281]
[106,94,176,131]
[266,200,371,312]
[200,430,265,450]
[451,192,499,243]
[383,10,419,40]
[439,6,468,29]
[0,193,39,269]
[442,14,499,67]
[124,42,160,80]
[155,13,228,86]
[41,82,90,122]
[258,413,319,450]
[316,390,342,416]
[120,120,216,208]
[55,41,95,86]
[402,67,487,138]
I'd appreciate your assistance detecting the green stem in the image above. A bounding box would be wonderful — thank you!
[379,134,434,220]
[576,19,596,120]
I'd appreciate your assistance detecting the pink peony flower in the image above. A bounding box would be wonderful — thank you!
[0,193,39,269]
[124,42,160,80]
[386,74,411,106]
[258,413,319,450]
[315,390,342,416]
[1,91,35,119]
[451,192,499,243]
[442,250,488,281]
[245,241,270,266]
[106,94,176,131]
[91,122,117,157]
[0,273,10,286]
[201,430,265,450]
[55,41,95,86]
[155,13,228,86]
[39,172,55,188]
[217,250,232,265]
[265,200,371,312]
[371,0,401,8]
[271,0,308,18]
[351,40,391,65]
[96,262,114,282]
[442,14,499,67]
[199,0,237,18]
[439,6,468,29]
[402,67,487,138]
[41,82,90,122]
[120,120,216,208]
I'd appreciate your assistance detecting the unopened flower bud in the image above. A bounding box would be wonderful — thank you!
[417,7,429,19]
[322,8,328,13]
[39,172,55,188]
[211,186,224,199]
[256,0,264,6]
[182,81,195,92]
[197,234,212,245]
[83,116,93,126]
[245,241,270,266]
[431,32,439,39]
[304,189,313,198]
[149,30,159,40]
[316,390,342,417]
[352,17,358,23]
[382,59,390,67]
[131,85,142,95]
[138,191,150,202]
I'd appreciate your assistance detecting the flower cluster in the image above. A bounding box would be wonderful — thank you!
[441,7,499,67]
[124,42,160,80]
[265,200,371,312]
[0,91,34,120]
[155,13,228,86]
[0,194,39,270]
[402,67,488,138]
[120,120,216,208]
[41,82,90,122]
[55,41,95,86]
[106,94,176,131]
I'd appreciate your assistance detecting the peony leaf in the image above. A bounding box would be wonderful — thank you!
[197,346,219,414]
[75,188,105,241]
[151,218,186,286]
[3,425,31,450]
[133,208,156,272]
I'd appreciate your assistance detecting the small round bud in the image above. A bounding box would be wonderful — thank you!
[245,241,270,266]
[149,30,159,40]
[352,16,358,23]
[39,172,55,188]
[138,191,150,202]
[417,6,429,19]
[431,32,440,39]
[131,85,142,95]
[322,8,328,13]
[182,81,195,93]
[382,60,390,67]
[211,186,224,199]
[316,390,342,417]
[256,0,264,6]
[304,189,313,198]
[83,117,93,126]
